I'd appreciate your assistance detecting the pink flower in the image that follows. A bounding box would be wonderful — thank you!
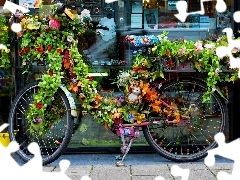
[49,19,60,30]
[194,41,203,54]
[178,47,186,55]
[232,47,239,53]
[204,44,215,52]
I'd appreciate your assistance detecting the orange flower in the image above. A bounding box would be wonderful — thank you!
[114,112,121,119]
[63,58,70,69]
[94,94,103,102]
[69,82,78,93]
[150,100,162,112]
[145,89,158,101]
[140,82,150,96]
[133,66,139,71]
[165,50,171,57]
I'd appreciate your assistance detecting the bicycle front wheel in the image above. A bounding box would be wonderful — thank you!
[143,78,227,162]
[8,81,73,165]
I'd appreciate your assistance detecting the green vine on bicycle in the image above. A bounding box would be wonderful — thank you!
[14,5,99,135]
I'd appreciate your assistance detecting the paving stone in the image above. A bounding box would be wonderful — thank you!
[174,169,217,180]
[54,165,92,178]
[42,166,55,172]
[132,175,173,180]
[131,164,173,179]
[90,165,131,180]
[168,164,208,170]
[206,163,233,170]
[211,169,232,177]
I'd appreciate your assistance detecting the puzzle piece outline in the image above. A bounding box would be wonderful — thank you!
[174,0,227,22]
[205,132,240,180]
[0,123,75,180]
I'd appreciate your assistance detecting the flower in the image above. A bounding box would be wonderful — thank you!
[4,49,10,53]
[194,41,203,54]
[79,9,92,22]
[67,36,73,42]
[36,102,43,109]
[24,46,30,53]
[57,48,63,54]
[35,117,42,123]
[37,46,44,53]
[178,47,186,55]
[49,19,60,29]
[204,44,215,51]
[3,26,8,31]
[232,47,239,53]
[47,45,53,51]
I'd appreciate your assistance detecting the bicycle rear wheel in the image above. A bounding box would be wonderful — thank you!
[142,77,227,162]
[8,81,73,165]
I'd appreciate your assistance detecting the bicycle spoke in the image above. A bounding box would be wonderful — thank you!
[143,79,226,161]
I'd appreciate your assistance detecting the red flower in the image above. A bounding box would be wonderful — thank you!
[46,28,50,33]
[18,50,24,56]
[47,45,53,51]
[57,48,63,54]
[133,66,138,71]
[37,46,44,53]
[87,76,93,81]
[36,102,43,109]
[24,47,30,53]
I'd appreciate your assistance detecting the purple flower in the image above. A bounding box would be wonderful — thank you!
[118,95,124,102]
[35,117,42,123]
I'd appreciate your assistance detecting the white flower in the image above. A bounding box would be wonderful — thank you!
[67,36,73,42]
[81,9,91,17]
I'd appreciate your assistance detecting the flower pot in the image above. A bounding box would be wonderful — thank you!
[177,62,194,71]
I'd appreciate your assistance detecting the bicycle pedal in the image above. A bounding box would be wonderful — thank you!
[115,155,123,160]
[116,161,126,167]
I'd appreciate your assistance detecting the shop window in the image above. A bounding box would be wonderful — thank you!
[141,0,232,30]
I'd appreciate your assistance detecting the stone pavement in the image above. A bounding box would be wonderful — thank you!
[41,154,233,180]
[44,163,233,180]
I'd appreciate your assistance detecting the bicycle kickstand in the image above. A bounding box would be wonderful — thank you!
[116,135,135,167]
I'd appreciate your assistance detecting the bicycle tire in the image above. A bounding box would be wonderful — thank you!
[142,77,227,162]
[8,81,73,165]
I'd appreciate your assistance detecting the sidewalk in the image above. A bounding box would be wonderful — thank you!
[41,154,233,180]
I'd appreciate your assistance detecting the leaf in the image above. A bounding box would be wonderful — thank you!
[81,138,90,146]
[79,124,87,132]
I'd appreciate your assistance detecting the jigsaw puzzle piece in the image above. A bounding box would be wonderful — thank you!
[171,165,190,180]
[175,0,227,22]
[174,1,189,22]
[215,0,227,13]
[205,132,240,179]
[233,11,240,23]
[154,176,165,180]
[21,142,43,174]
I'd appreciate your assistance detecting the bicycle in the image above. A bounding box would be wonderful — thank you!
[5,2,228,166]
